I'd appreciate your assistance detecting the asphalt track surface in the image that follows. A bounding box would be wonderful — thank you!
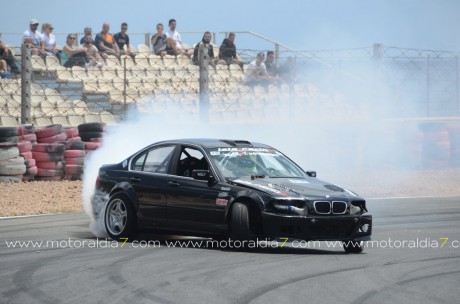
[1,197,460,304]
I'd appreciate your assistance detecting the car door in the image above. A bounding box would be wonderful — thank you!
[166,145,225,230]
[129,144,177,225]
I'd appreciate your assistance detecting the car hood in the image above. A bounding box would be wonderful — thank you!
[231,176,360,200]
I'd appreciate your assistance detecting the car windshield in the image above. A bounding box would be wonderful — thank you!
[209,147,307,179]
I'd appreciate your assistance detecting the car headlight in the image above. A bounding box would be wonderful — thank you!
[271,199,308,215]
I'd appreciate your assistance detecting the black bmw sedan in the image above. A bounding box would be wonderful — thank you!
[92,139,372,253]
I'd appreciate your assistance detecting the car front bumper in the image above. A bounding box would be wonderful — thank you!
[261,211,372,241]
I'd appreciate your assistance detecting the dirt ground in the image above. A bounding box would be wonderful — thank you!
[1,168,460,217]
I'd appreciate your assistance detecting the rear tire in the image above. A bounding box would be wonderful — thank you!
[343,240,364,254]
[104,193,137,241]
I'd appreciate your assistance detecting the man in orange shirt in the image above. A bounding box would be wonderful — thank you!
[95,22,120,59]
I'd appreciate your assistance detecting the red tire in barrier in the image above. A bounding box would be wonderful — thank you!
[64,127,79,138]
[68,136,82,142]
[38,132,68,144]
[36,168,64,177]
[90,138,103,143]
[32,151,64,162]
[33,143,66,154]
[64,174,81,181]
[35,124,63,139]
[17,141,33,153]
[65,157,85,165]
[62,141,85,150]
[424,130,449,142]
[35,160,66,170]
[18,134,37,142]
[85,142,101,150]
[25,166,38,176]
[18,125,35,136]
[20,151,33,160]
[25,159,36,168]
[64,150,86,158]
[65,164,84,175]
[35,176,64,181]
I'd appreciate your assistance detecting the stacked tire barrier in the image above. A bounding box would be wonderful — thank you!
[448,126,460,167]
[0,143,26,183]
[18,126,37,181]
[78,123,104,155]
[419,123,450,169]
[63,140,86,180]
[33,143,66,181]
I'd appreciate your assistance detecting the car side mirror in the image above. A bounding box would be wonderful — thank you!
[306,171,317,177]
[192,170,216,186]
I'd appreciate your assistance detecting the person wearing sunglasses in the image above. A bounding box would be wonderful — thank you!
[23,18,43,55]
[61,34,87,68]
[41,23,60,59]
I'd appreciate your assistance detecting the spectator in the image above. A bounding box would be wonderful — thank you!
[95,22,120,58]
[165,18,192,58]
[218,32,244,67]
[114,22,136,62]
[60,34,87,68]
[82,33,104,71]
[0,40,20,74]
[41,23,60,59]
[192,31,225,66]
[279,56,297,83]
[23,19,43,55]
[151,23,168,57]
[80,27,95,45]
[265,51,279,78]
[0,59,11,78]
[245,52,276,87]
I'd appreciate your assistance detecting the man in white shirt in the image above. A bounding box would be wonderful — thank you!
[165,19,192,58]
[245,52,275,86]
[23,19,43,55]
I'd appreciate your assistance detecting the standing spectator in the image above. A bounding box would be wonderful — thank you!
[151,23,167,57]
[95,22,120,58]
[23,19,43,55]
[165,18,192,58]
[0,40,20,74]
[245,52,276,87]
[61,34,87,68]
[218,32,244,67]
[41,23,60,59]
[192,31,224,66]
[265,51,279,78]
[80,27,95,45]
[82,33,104,71]
[114,22,136,61]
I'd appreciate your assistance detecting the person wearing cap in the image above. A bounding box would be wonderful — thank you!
[245,52,276,87]
[41,23,60,59]
[23,19,43,55]
[80,27,95,45]
[165,18,192,58]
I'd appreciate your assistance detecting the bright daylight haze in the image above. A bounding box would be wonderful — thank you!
[1,0,459,52]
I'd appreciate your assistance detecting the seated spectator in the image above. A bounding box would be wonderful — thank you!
[80,27,95,45]
[165,19,192,58]
[95,22,120,58]
[41,23,60,59]
[0,40,20,74]
[192,31,225,66]
[265,51,279,78]
[23,19,43,55]
[0,59,11,78]
[61,34,87,68]
[151,23,168,57]
[219,32,245,67]
[245,52,276,87]
[279,56,297,83]
[114,22,135,62]
[82,33,104,71]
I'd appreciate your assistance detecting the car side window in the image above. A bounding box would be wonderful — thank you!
[176,147,209,177]
[132,145,175,173]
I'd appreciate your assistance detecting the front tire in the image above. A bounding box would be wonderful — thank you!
[104,193,136,241]
[230,202,251,241]
[343,240,364,253]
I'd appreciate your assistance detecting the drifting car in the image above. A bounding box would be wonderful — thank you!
[92,139,372,253]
